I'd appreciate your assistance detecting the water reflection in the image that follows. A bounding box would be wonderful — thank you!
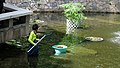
[0,43,28,68]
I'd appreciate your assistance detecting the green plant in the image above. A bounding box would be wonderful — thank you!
[61,2,87,24]
[59,35,85,46]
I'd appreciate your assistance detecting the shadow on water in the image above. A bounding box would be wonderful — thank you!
[0,43,21,58]
[0,43,28,68]
[28,55,38,68]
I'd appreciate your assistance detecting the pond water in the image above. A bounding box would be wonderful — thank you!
[0,13,120,68]
[37,13,120,68]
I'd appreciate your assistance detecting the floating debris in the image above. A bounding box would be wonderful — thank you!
[85,37,103,42]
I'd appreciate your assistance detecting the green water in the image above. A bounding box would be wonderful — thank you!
[79,14,120,68]
[1,13,120,68]
[37,13,120,68]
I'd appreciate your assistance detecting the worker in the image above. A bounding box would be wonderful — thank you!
[28,24,39,56]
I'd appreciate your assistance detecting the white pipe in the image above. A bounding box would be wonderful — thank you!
[27,34,46,53]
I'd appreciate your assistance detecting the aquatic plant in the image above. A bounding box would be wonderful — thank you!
[59,34,85,46]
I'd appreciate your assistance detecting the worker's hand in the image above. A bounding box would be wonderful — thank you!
[33,43,36,45]
[36,39,39,41]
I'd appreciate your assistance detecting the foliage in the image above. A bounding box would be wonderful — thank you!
[59,34,85,46]
[60,2,87,24]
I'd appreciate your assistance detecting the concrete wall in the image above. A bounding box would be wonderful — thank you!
[81,0,120,13]
[0,16,30,43]
[0,4,32,43]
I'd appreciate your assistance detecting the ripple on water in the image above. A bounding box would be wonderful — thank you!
[111,31,120,44]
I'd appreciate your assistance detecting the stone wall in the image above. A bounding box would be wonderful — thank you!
[81,0,120,13]
[6,0,120,13]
